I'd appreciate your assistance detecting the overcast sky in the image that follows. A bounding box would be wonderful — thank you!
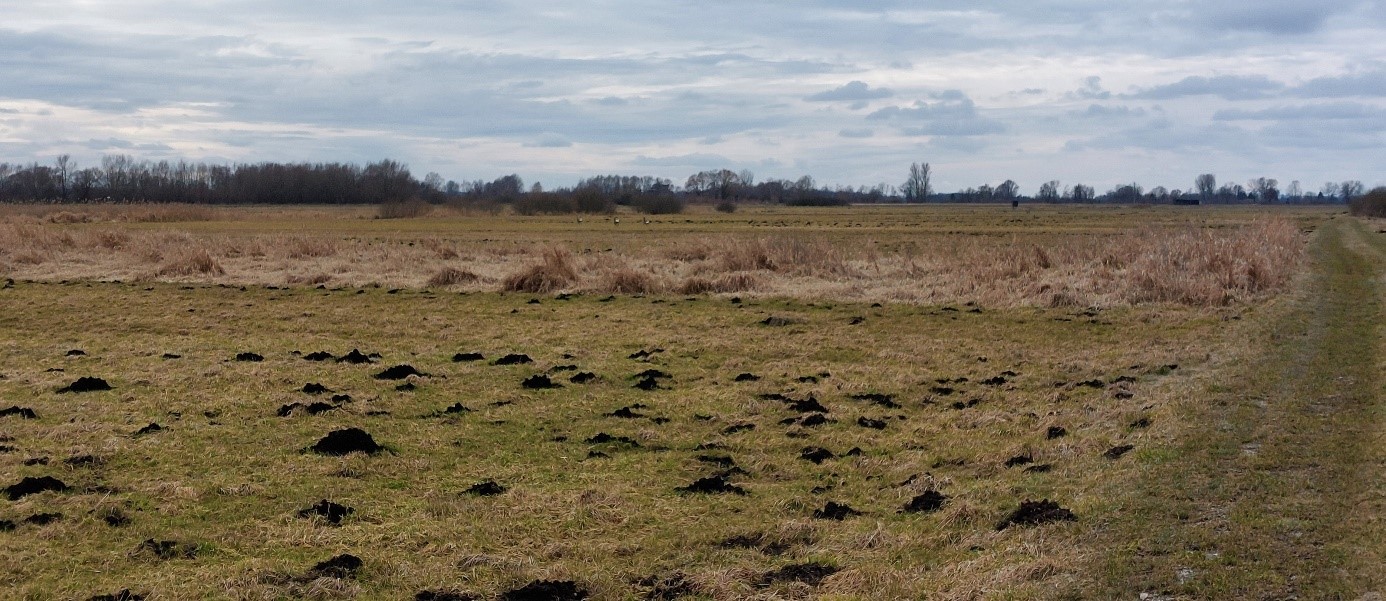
[2,1,1384,193]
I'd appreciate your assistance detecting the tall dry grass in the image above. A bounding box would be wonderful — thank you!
[0,216,1305,307]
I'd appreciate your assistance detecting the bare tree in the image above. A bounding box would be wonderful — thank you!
[901,162,930,202]
[1037,180,1060,203]
[1249,177,1279,203]
[1068,184,1095,203]
[1195,173,1216,202]
[994,179,1019,201]
[1340,180,1365,202]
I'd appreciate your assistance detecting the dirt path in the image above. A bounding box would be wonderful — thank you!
[1090,216,1385,599]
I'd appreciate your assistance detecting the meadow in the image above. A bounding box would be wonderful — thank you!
[0,203,1380,600]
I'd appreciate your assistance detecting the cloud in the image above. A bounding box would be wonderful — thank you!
[1128,74,1285,101]
[631,153,733,168]
[1197,0,1344,35]
[523,133,573,148]
[838,128,874,138]
[866,91,1005,136]
[1212,102,1382,121]
[805,81,893,102]
[1290,68,1386,98]
[1071,104,1147,118]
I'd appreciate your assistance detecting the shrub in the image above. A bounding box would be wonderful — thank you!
[502,248,577,293]
[1348,187,1386,217]
[633,195,686,215]
[156,248,225,277]
[715,201,737,213]
[676,272,758,294]
[427,266,480,287]
[601,267,660,294]
[574,187,616,214]
[512,193,575,215]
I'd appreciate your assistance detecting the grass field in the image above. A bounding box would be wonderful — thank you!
[0,204,1379,600]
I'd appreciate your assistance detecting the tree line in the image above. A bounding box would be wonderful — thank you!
[0,155,1366,210]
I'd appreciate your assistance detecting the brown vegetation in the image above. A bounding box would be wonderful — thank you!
[502,248,577,293]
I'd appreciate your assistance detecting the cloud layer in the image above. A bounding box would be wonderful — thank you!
[1,0,1383,191]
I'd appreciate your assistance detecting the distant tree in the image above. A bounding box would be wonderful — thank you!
[685,169,743,200]
[1249,177,1279,203]
[1147,186,1169,203]
[1340,180,1365,202]
[1037,180,1060,203]
[55,155,71,201]
[1286,180,1302,202]
[1348,186,1386,217]
[901,162,931,202]
[1107,183,1143,204]
[994,179,1019,201]
[1195,173,1216,203]
[1068,184,1095,203]
[1321,182,1340,200]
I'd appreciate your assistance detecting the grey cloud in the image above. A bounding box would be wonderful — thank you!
[632,153,733,168]
[806,81,893,102]
[1198,0,1344,35]
[1213,102,1382,121]
[866,91,1005,136]
[1129,75,1285,101]
[1072,104,1147,118]
[838,128,874,138]
[523,133,573,148]
[1291,68,1386,98]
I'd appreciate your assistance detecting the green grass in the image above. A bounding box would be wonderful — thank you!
[0,205,1377,600]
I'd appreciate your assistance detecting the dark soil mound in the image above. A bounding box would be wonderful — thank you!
[1046,426,1068,439]
[522,374,561,389]
[304,351,334,361]
[609,406,644,418]
[464,480,507,496]
[639,573,698,600]
[733,373,760,382]
[161,353,182,359]
[338,349,375,364]
[137,538,197,560]
[396,382,417,391]
[1129,417,1151,429]
[87,590,144,601]
[66,349,86,356]
[302,383,331,394]
[628,348,662,360]
[443,402,471,414]
[133,423,163,436]
[308,554,362,579]
[1024,464,1053,473]
[585,433,639,447]
[849,316,866,325]
[800,447,834,464]
[857,416,886,429]
[310,428,384,455]
[849,393,900,408]
[298,499,354,525]
[375,365,426,380]
[551,364,578,372]
[493,354,533,365]
[633,376,662,390]
[634,369,671,379]
[1076,379,1105,388]
[799,413,828,427]
[501,580,589,601]
[722,423,755,435]
[57,377,112,393]
[0,519,13,531]
[786,397,828,413]
[812,501,862,520]
[452,352,485,362]
[676,475,746,495]
[234,352,264,362]
[1104,444,1135,459]
[757,563,838,587]
[64,454,100,466]
[929,385,955,396]
[331,394,353,403]
[0,406,37,419]
[980,375,1008,386]
[416,591,478,601]
[24,512,63,525]
[101,508,130,527]
[902,490,949,513]
[760,316,794,327]
[569,372,597,384]
[951,399,980,410]
[1004,453,1033,468]
[996,499,1077,530]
